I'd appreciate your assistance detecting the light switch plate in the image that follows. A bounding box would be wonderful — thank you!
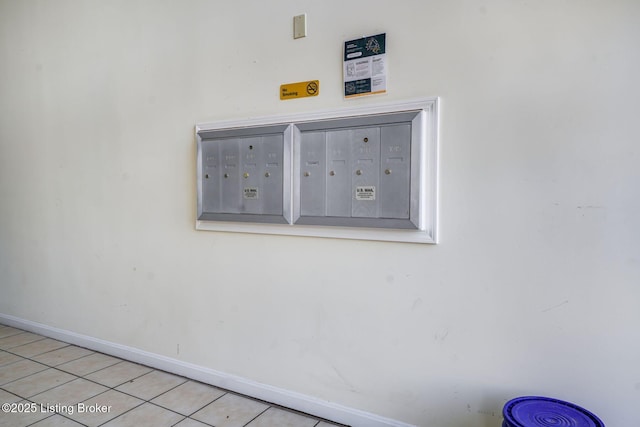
[293,14,307,39]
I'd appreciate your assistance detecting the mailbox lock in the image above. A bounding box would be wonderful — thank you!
[356,169,362,176]
[304,171,311,177]
[243,172,249,179]
[329,170,335,176]
[265,172,270,178]
[205,174,210,179]
[363,137,369,143]
[385,169,392,175]
[224,173,229,178]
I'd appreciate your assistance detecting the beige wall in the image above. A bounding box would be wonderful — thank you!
[1,1,639,425]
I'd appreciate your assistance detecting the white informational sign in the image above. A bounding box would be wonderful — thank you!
[243,187,259,199]
[355,186,376,201]
[343,33,387,98]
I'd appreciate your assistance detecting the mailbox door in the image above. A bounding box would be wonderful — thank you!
[380,124,411,219]
[219,138,241,213]
[239,137,262,214]
[351,127,381,218]
[299,131,326,216]
[325,130,351,217]
[201,140,221,213]
[261,134,284,215]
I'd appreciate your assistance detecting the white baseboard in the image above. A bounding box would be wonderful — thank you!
[0,313,415,427]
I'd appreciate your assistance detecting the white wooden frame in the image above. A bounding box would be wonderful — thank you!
[195,97,439,244]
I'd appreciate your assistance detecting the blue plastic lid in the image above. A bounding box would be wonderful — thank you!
[503,396,605,427]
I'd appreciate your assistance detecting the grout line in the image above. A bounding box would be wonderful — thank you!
[0,356,44,373]
[242,405,271,427]
[1,324,347,427]
[7,338,70,359]
[95,398,146,427]
[185,417,216,427]
[145,377,187,403]
[0,332,47,350]
[0,347,113,378]
[185,390,228,418]
[0,386,24,402]
[0,328,30,340]
[33,411,90,427]
[56,355,122,378]
[2,343,97,369]
[84,360,154,389]
[143,385,229,424]
[0,363,67,391]
[23,412,56,427]
[169,416,189,427]
[19,343,73,359]
[1,333,186,425]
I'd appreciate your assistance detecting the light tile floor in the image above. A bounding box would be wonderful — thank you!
[0,325,345,427]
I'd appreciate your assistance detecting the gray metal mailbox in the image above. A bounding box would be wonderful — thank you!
[294,111,423,229]
[197,124,292,224]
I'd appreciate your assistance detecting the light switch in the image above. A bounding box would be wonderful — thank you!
[293,14,307,39]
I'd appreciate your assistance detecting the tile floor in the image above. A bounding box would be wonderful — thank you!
[0,324,345,427]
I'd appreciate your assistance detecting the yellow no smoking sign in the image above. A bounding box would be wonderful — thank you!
[280,80,319,100]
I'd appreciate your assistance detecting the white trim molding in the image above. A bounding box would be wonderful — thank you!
[0,313,417,427]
